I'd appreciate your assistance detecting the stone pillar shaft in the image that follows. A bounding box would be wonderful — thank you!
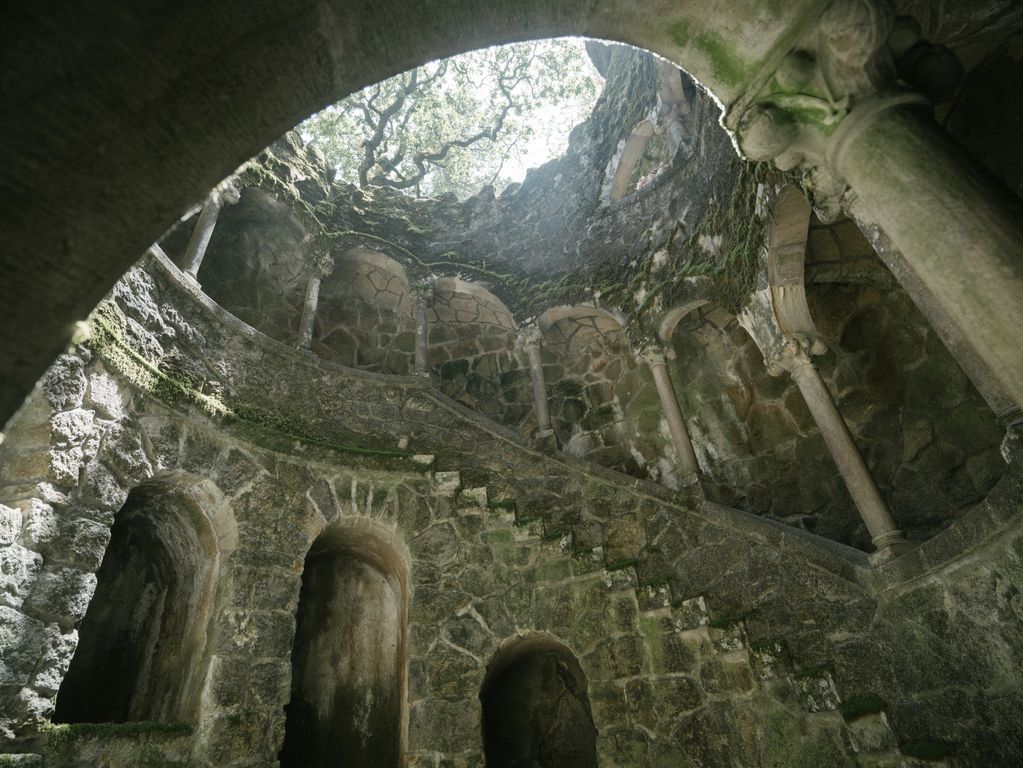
[645,354,699,477]
[414,297,430,376]
[786,353,904,549]
[181,195,224,278]
[525,341,552,432]
[297,275,322,350]
[835,104,1023,408]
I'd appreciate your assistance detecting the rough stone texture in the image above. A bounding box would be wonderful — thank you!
[151,46,724,485]
[671,216,1006,548]
[2,6,1023,764]
[0,252,1019,766]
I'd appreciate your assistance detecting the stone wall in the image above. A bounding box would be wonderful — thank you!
[669,216,1006,549]
[0,247,1021,767]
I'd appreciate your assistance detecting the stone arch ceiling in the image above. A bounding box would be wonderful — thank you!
[0,0,830,425]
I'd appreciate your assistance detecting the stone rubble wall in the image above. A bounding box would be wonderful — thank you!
[670,216,1006,548]
[0,253,1021,767]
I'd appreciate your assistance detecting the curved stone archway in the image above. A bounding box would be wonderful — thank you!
[428,277,521,421]
[281,519,411,768]
[53,472,235,725]
[0,0,836,424]
[480,634,597,768]
[315,248,418,373]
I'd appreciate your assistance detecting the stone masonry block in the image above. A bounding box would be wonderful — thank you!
[0,545,43,609]
[673,595,709,630]
[795,668,842,713]
[0,505,21,547]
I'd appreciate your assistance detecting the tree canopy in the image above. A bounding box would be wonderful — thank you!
[299,39,602,199]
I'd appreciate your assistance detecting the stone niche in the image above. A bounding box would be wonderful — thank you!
[480,636,598,768]
[279,524,409,768]
[54,477,226,724]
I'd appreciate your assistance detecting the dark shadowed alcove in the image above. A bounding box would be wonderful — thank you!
[54,477,227,724]
[279,524,409,768]
[481,635,598,768]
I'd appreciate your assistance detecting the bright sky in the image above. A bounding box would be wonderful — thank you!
[301,37,605,196]
[501,41,603,183]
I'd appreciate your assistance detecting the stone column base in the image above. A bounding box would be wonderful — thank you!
[869,539,917,566]
[533,428,558,452]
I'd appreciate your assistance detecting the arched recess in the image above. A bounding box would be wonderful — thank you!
[428,277,522,423]
[0,0,905,429]
[53,472,236,724]
[480,634,598,768]
[313,247,417,373]
[537,305,658,476]
[280,520,410,768]
[607,61,701,203]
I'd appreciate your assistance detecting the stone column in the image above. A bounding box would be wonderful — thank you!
[519,325,555,442]
[639,348,699,478]
[412,281,433,377]
[775,343,909,562]
[732,0,1023,408]
[296,251,334,350]
[833,102,1023,407]
[181,178,241,280]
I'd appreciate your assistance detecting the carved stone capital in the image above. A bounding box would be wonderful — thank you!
[517,323,543,351]
[211,176,242,208]
[637,346,668,369]
[738,289,822,377]
[311,250,335,278]
[411,279,435,304]
[731,0,938,219]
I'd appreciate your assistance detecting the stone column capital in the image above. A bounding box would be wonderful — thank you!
[517,323,544,351]
[730,0,947,218]
[311,250,335,279]
[637,346,668,368]
[411,278,435,304]
[211,176,242,208]
[763,336,818,379]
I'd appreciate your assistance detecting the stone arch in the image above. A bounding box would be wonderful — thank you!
[536,306,661,475]
[314,247,418,373]
[280,517,410,768]
[607,60,701,203]
[765,184,826,353]
[53,470,236,724]
[480,633,597,768]
[537,304,628,355]
[657,299,710,344]
[2,1,838,424]
[428,276,521,422]
[182,186,317,344]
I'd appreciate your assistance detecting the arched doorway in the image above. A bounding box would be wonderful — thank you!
[53,477,228,724]
[279,523,409,768]
[481,635,598,768]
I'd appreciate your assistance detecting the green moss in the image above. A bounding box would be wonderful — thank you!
[839,694,887,721]
[666,21,752,87]
[674,160,768,314]
[637,612,666,672]
[542,527,570,541]
[41,720,192,744]
[900,740,958,760]
[88,301,413,460]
